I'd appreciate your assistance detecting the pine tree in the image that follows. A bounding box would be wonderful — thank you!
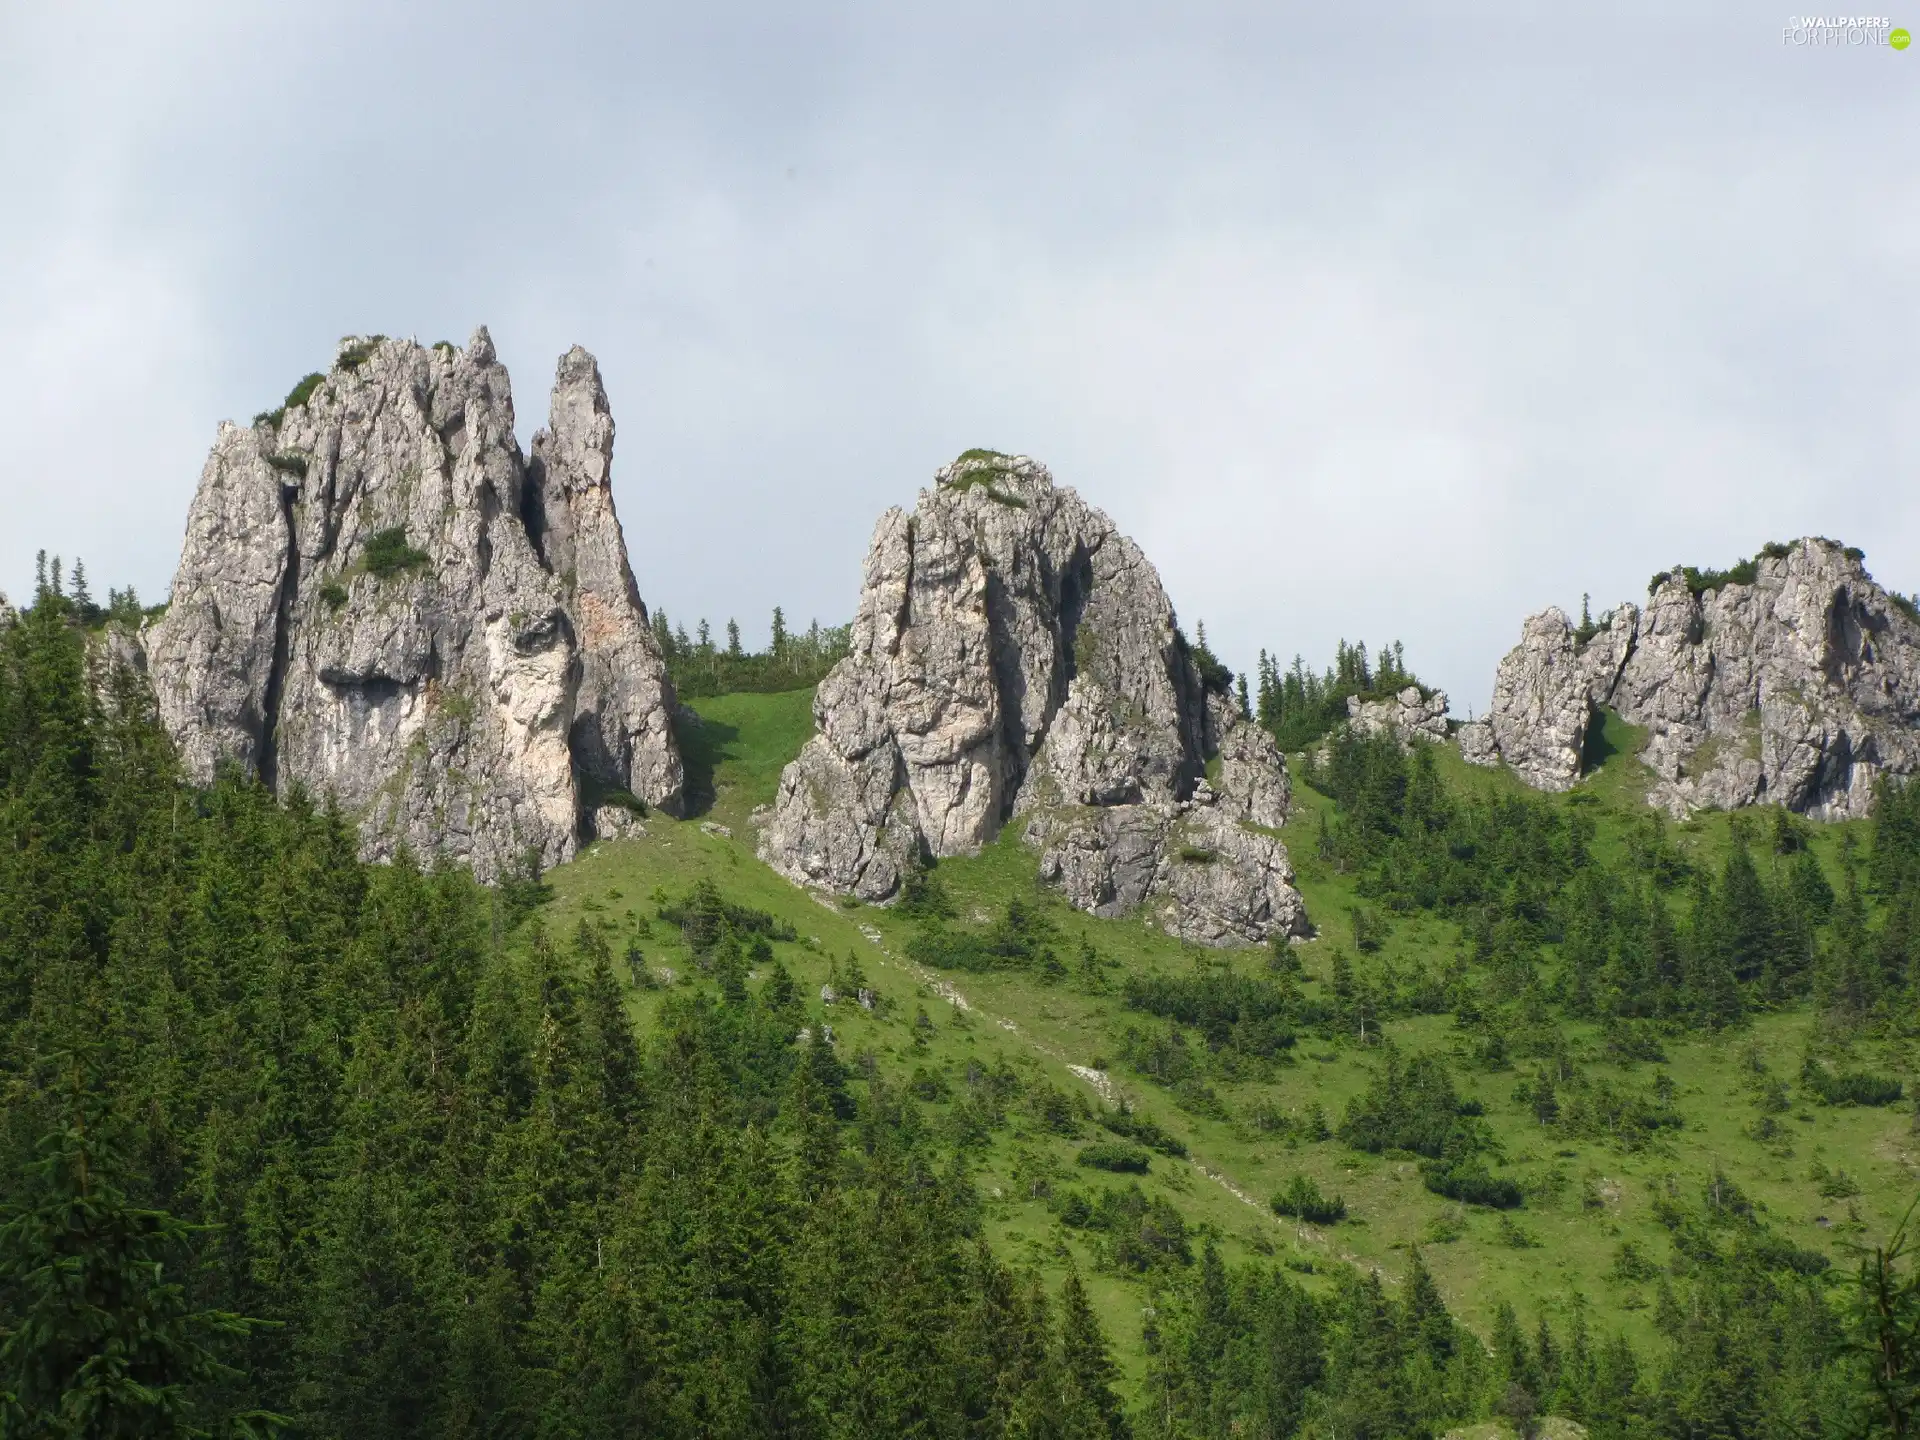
[770,605,788,657]
[0,1068,278,1439]
[1400,1249,1455,1366]
[788,1034,844,1197]
[1821,869,1879,1020]
[1057,1269,1128,1440]
[1491,1299,1537,1397]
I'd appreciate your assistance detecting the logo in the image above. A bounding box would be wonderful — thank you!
[1781,14,1907,44]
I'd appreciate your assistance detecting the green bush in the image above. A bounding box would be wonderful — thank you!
[906,898,1058,974]
[1803,1059,1903,1108]
[362,528,431,579]
[1076,1141,1151,1174]
[284,372,324,411]
[266,452,309,479]
[1270,1173,1346,1224]
[1097,1105,1187,1158]
[939,451,1028,508]
[1421,1159,1523,1209]
[335,336,385,372]
[1121,970,1296,1061]
[318,581,348,611]
[1652,542,1797,598]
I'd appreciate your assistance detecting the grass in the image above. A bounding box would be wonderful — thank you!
[939,450,1029,507]
[362,527,431,579]
[539,686,1920,1391]
[674,687,817,828]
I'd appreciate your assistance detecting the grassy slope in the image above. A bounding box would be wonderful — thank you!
[541,688,1920,1385]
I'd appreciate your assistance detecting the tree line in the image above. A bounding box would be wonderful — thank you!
[652,606,851,698]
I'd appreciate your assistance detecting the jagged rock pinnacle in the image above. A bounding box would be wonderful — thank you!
[145,331,683,880]
[756,450,1310,945]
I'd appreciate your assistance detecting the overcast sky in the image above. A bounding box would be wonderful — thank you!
[3,3,1915,712]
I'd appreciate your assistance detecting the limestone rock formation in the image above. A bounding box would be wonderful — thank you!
[1464,538,1920,818]
[147,330,683,880]
[1347,685,1450,750]
[757,452,1309,944]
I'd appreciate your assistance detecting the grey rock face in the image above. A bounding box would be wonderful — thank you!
[1456,718,1500,768]
[1469,539,1920,818]
[147,330,683,880]
[1213,715,1291,828]
[1347,685,1450,750]
[1027,803,1170,918]
[758,452,1309,944]
[1483,608,1595,792]
[1026,799,1307,945]
[1151,806,1310,945]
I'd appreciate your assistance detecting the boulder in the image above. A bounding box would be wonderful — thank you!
[1347,684,1450,750]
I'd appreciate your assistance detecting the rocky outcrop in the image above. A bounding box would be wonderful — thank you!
[1465,539,1920,818]
[757,452,1309,944]
[1347,685,1450,750]
[146,330,683,880]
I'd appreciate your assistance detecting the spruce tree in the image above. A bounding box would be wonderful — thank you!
[1057,1269,1128,1440]
[0,1071,277,1439]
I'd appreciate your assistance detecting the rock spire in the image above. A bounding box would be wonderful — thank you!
[756,452,1309,945]
[146,330,683,879]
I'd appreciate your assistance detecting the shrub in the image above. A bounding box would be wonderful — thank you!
[284,372,325,411]
[1076,1142,1151,1174]
[1421,1159,1523,1209]
[895,861,954,920]
[1809,1161,1862,1200]
[939,451,1028,508]
[1270,1174,1346,1224]
[905,898,1058,974]
[1803,1057,1903,1107]
[362,527,432,579]
[657,878,796,955]
[319,581,348,611]
[336,336,385,372]
[1098,1106,1187,1159]
[1609,1239,1661,1283]
[1340,1046,1483,1160]
[907,1067,951,1103]
[1652,543,1796,599]
[1497,1214,1540,1248]
[1121,970,1296,1058]
[266,452,309,479]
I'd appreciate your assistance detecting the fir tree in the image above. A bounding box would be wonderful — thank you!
[0,1065,278,1439]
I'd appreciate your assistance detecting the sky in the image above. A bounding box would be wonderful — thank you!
[3,2,1916,714]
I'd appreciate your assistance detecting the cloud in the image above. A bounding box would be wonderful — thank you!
[0,2,1914,714]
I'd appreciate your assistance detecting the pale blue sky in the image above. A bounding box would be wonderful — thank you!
[3,3,1914,711]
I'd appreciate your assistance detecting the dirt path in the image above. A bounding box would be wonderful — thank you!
[810,897,1373,1268]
